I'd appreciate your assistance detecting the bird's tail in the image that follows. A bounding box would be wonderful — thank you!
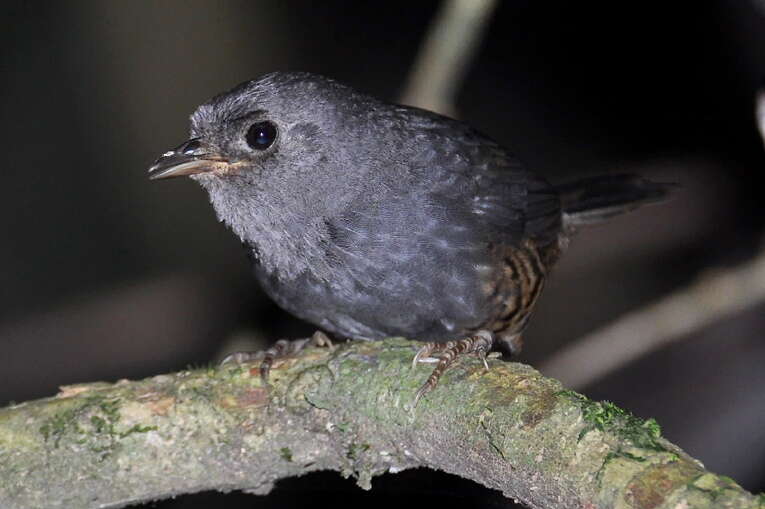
[557,174,677,228]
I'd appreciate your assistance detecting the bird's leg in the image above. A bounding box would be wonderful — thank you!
[221,330,333,384]
[412,330,494,407]
[411,342,444,366]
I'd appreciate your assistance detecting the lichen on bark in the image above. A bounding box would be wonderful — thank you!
[0,337,761,509]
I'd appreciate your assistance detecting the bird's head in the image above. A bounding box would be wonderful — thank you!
[150,71,380,192]
[148,71,400,278]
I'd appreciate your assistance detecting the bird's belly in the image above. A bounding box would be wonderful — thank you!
[251,259,491,342]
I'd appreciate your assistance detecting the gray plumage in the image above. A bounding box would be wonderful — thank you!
[150,71,674,348]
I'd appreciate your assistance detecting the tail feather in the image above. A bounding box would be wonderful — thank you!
[557,174,677,227]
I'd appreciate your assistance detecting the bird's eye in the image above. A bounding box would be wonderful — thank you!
[245,121,277,150]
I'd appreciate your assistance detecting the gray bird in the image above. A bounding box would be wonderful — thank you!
[149,71,673,403]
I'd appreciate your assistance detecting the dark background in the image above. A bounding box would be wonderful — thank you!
[1,1,764,507]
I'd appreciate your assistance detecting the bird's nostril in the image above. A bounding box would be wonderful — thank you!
[181,138,201,154]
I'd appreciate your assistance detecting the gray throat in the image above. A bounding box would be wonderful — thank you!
[195,175,330,282]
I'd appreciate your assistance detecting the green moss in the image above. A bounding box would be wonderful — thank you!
[92,398,121,435]
[38,395,156,459]
[224,364,247,378]
[280,447,293,462]
[687,473,746,502]
[346,443,370,461]
[598,450,647,480]
[39,406,82,447]
[90,415,108,433]
[558,390,677,486]
[617,450,646,462]
[184,385,214,401]
[120,424,157,437]
[560,391,664,452]
[185,361,217,373]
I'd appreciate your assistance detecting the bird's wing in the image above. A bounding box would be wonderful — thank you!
[317,119,562,340]
[420,120,562,249]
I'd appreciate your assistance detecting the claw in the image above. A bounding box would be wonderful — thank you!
[412,342,435,369]
[220,331,334,383]
[413,384,428,409]
[412,331,495,407]
[477,350,490,371]
[310,330,334,349]
[220,350,264,365]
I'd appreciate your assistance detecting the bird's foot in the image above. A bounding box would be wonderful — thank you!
[221,330,333,383]
[412,330,494,407]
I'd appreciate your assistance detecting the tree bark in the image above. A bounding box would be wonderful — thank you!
[0,338,761,509]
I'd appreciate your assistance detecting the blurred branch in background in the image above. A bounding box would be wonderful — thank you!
[757,90,765,144]
[0,275,242,405]
[400,0,498,115]
[540,244,765,388]
[542,91,765,389]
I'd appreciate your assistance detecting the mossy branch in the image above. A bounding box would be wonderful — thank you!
[0,338,761,509]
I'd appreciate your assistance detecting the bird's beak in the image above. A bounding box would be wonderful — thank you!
[148,138,227,180]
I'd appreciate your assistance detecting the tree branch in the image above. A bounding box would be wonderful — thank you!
[0,338,761,509]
